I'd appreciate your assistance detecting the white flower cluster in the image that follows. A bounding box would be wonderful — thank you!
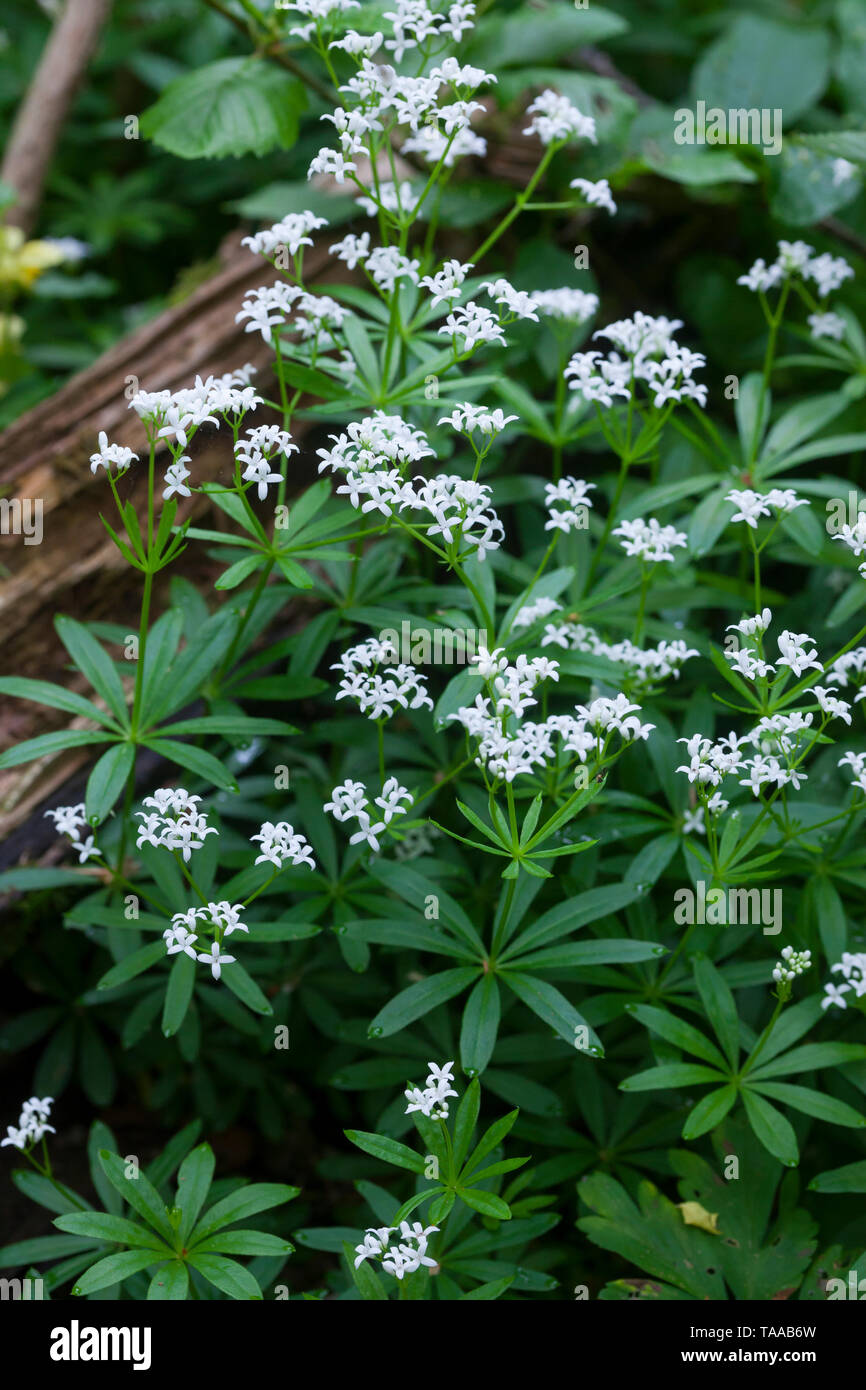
[533,615,699,689]
[317,412,504,560]
[1,1096,55,1151]
[449,648,653,781]
[675,614,852,808]
[89,429,138,477]
[324,777,413,851]
[241,209,328,261]
[726,487,808,529]
[439,403,518,441]
[235,425,298,501]
[612,516,688,564]
[332,637,433,720]
[772,946,812,984]
[565,313,707,409]
[404,1059,458,1118]
[822,952,866,1010]
[737,240,853,299]
[44,802,99,864]
[523,88,596,146]
[530,287,599,323]
[164,901,249,981]
[831,515,866,578]
[128,366,261,448]
[808,311,846,342]
[723,610,825,683]
[250,821,316,870]
[829,646,866,701]
[305,12,496,201]
[236,280,349,347]
[354,1221,439,1281]
[135,788,218,863]
[570,176,616,215]
[544,477,595,533]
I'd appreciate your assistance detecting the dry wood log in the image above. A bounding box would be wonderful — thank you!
[0,227,348,843]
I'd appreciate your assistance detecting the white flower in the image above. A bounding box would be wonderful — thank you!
[329,232,370,268]
[612,516,687,564]
[776,630,822,678]
[544,476,595,534]
[725,487,807,529]
[420,258,472,306]
[439,301,507,351]
[822,981,851,1010]
[2,1096,55,1149]
[772,946,811,983]
[523,88,596,146]
[438,403,517,438]
[531,288,598,322]
[163,924,199,959]
[241,209,328,259]
[807,685,852,724]
[570,177,616,215]
[197,941,236,981]
[250,821,316,869]
[404,1059,458,1118]
[163,459,192,501]
[90,430,138,476]
[135,789,218,862]
[808,311,846,341]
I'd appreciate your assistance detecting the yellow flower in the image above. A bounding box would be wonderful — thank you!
[0,226,65,290]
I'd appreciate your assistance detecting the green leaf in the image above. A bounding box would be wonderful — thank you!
[140,58,307,159]
[809,1161,866,1193]
[741,1089,799,1166]
[191,1184,299,1241]
[148,1261,189,1299]
[681,1085,738,1140]
[71,1249,163,1296]
[85,742,134,824]
[191,1230,293,1257]
[458,1188,511,1220]
[96,940,166,991]
[344,1131,427,1175]
[12,1170,88,1217]
[462,1276,514,1300]
[749,1082,866,1129]
[98,1151,176,1244]
[463,1110,519,1179]
[460,976,500,1076]
[693,955,740,1070]
[690,15,830,126]
[469,0,626,68]
[628,1004,728,1070]
[368,968,478,1038]
[187,1252,262,1299]
[220,961,273,1016]
[500,970,602,1054]
[749,1042,866,1080]
[0,677,119,728]
[55,615,128,725]
[162,952,197,1036]
[54,1213,169,1251]
[344,1241,388,1300]
[0,728,115,770]
[143,737,237,792]
[452,1078,481,1171]
[620,1064,726,1092]
[175,1144,216,1243]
